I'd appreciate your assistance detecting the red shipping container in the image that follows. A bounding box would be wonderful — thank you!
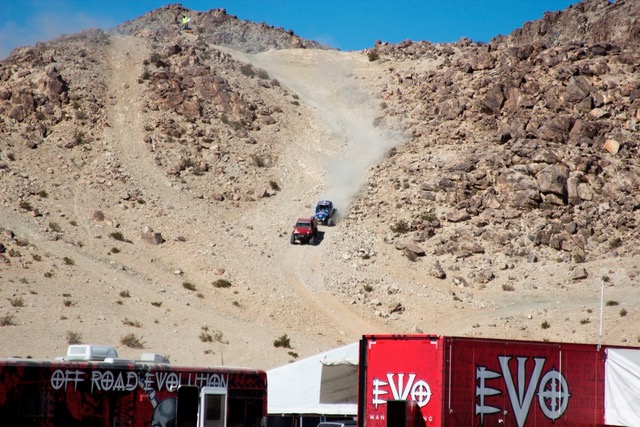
[358,335,621,427]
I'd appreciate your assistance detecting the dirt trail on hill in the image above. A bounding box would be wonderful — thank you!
[232,48,398,337]
[246,49,402,212]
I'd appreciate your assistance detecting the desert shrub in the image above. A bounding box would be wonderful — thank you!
[212,279,232,289]
[606,300,619,306]
[273,334,291,348]
[63,299,77,307]
[609,238,622,249]
[119,290,131,298]
[252,155,265,167]
[367,49,379,61]
[38,190,48,198]
[123,318,142,327]
[502,284,515,292]
[200,326,225,343]
[256,69,269,79]
[541,321,551,329]
[573,253,585,263]
[620,309,628,317]
[67,331,82,344]
[178,157,195,171]
[73,129,86,145]
[199,328,213,342]
[151,301,163,307]
[390,220,410,234]
[110,232,125,241]
[580,318,591,325]
[602,275,610,283]
[63,257,74,266]
[421,212,437,222]
[109,232,131,243]
[288,351,299,358]
[121,333,145,349]
[183,281,196,291]
[111,247,121,254]
[240,64,255,77]
[0,314,16,326]
[363,284,374,293]
[269,180,280,191]
[44,271,53,278]
[149,52,162,63]
[212,330,226,343]
[19,201,32,211]
[8,297,24,307]
[8,248,21,257]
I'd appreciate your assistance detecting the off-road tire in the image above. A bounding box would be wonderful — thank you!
[290,234,295,245]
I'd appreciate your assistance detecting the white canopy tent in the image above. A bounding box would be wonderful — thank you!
[267,342,359,416]
[605,348,640,426]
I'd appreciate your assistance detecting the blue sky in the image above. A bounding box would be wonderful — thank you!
[1,1,579,59]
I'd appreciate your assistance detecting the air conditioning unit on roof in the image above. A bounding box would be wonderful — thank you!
[66,345,118,361]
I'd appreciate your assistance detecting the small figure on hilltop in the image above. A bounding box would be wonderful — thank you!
[181,15,191,31]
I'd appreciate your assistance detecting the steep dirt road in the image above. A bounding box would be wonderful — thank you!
[231,48,400,336]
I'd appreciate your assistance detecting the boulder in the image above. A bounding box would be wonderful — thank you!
[141,230,164,245]
[481,85,504,113]
[430,261,446,279]
[446,210,471,223]
[452,276,469,287]
[563,76,593,104]
[537,164,569,197]
[603,139,620,155]
[570,267,588,281]
[475,269,495,284]
[404,243,425,256]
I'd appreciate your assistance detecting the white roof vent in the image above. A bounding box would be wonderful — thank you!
[104,357,134,364]
[66,345,118,361]
[140,353,170,364]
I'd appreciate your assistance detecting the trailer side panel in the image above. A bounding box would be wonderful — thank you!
[359,335,445,427]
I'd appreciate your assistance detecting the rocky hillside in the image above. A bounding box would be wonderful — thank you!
[1,0,639,367]
[360,0,640,269]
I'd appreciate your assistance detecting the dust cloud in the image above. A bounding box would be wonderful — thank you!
[247,50,405,216]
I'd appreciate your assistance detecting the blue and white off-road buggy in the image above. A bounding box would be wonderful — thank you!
[314,200,336,226]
